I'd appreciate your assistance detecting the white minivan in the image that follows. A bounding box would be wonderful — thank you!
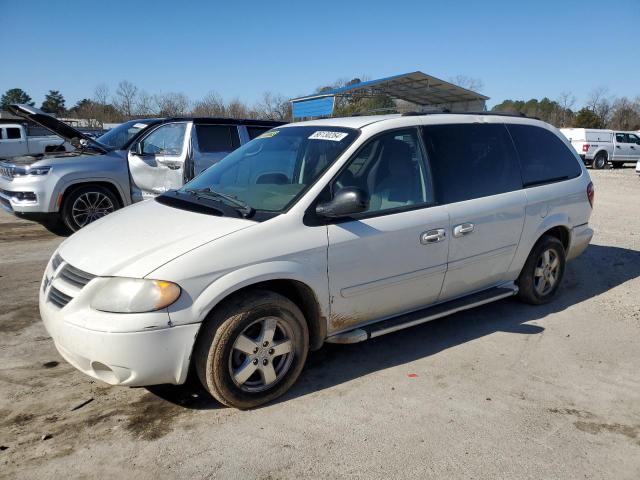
[40,113,594,408]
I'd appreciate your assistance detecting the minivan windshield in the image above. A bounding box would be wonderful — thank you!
[178,126,358,212]
[96,120,155,149]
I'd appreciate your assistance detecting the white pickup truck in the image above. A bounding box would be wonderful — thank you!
[0,122,73,159]
[560,128,640,169]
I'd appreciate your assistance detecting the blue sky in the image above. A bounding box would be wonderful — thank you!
[1,0,638,109]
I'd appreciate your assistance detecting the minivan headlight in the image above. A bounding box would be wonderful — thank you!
[91,278,181,313]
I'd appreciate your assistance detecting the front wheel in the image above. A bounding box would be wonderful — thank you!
[517,235,566,305]
[61,185,119,232]
[195,290,309,409]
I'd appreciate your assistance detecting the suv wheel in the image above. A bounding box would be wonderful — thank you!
[517,235,566,305]
[593,153,607,169]
[195,290,309,409]
[61,185,119,232]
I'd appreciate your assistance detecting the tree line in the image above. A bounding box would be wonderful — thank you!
[2,80,639,130]
[0,82,292,126]
[491,87,640,130]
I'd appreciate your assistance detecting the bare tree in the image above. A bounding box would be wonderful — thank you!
[192,91,227,117]
[94,84,110,106]
[609,96,640,130]
[448,75,484,92]
[254,92,291,121]
[114,80,139,119]
[153,92,190,116]
[556,91,576,127]
[136,91,156,116]
[226,98,249,119]
[586,86,612,126]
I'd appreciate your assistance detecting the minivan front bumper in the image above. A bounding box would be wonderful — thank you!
[39,286,200,387]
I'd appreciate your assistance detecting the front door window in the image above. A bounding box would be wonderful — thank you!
[141,123,187,156]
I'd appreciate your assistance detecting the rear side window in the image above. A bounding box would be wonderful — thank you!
[507,125,581,187]
[195,125,240,152]
[6,128,22,139]
[422,124,522,204]
[246,126,272,140]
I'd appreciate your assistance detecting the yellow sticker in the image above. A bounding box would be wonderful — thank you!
[257,130,280,139]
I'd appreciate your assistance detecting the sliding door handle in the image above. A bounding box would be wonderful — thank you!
[453,223,474,238]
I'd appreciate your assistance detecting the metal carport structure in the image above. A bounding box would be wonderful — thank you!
[290,71,489,120]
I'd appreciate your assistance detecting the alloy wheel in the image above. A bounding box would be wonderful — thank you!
[229,316,295,393]
[71,191,115,227]
[534,248,560,296]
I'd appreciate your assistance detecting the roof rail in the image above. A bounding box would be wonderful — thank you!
[400,110,536,119]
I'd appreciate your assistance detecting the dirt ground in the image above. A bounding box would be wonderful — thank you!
[1,167,639,479]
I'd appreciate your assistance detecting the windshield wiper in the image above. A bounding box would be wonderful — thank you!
[184,187,254,218]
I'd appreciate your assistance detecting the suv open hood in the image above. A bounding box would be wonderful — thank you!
[8,104,110,154]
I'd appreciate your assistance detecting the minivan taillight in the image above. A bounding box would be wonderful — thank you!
[582,144,590,152]
[587,182,594,208]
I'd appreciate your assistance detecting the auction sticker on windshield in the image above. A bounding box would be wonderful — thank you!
[133,123,149,129]
[308,131,349,141]
[258,130,280,139]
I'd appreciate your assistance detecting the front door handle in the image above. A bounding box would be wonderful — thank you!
[420,228,446,244]
[453,222,474,238]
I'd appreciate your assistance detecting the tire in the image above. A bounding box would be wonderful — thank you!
[593,153,607,169]
[61,185,120,232]
[612,161,624,169]
[517,235,566,305]
[194,290,309,409]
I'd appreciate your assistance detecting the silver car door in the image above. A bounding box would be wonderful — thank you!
[128,121,192,201]
[627,133,640,160]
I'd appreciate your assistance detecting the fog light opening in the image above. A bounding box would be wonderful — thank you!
[91,361,119,384]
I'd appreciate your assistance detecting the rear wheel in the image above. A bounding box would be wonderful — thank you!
[195,290,309,409]
[61,185,119,232]
[593,153,607,169]
[517,235,566,305]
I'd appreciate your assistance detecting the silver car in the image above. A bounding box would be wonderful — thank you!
[0,104,282,232]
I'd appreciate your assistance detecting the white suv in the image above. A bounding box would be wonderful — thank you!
[39,113,594,408]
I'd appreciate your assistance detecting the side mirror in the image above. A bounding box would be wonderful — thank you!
[131,142,143,156]
[315,187,369,218]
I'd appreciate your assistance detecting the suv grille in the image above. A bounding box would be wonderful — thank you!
[0,163,14,179]
[46,259,96,309]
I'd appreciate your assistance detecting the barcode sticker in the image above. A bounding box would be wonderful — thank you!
[308,131,349,141]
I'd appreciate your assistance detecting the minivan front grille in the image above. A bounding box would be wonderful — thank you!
[48,286,72,309]
[59,263,96,288]
[46,259,95,309]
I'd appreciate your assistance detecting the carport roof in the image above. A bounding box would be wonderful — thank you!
[290,71,489,106]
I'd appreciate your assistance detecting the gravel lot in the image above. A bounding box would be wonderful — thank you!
[1,168,639,480]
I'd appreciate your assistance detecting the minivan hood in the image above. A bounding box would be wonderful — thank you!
[57,199,256,277]
[8,104,109,154]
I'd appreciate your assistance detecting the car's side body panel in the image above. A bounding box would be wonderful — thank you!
[440,190,526,300]
[325,205,450,334]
